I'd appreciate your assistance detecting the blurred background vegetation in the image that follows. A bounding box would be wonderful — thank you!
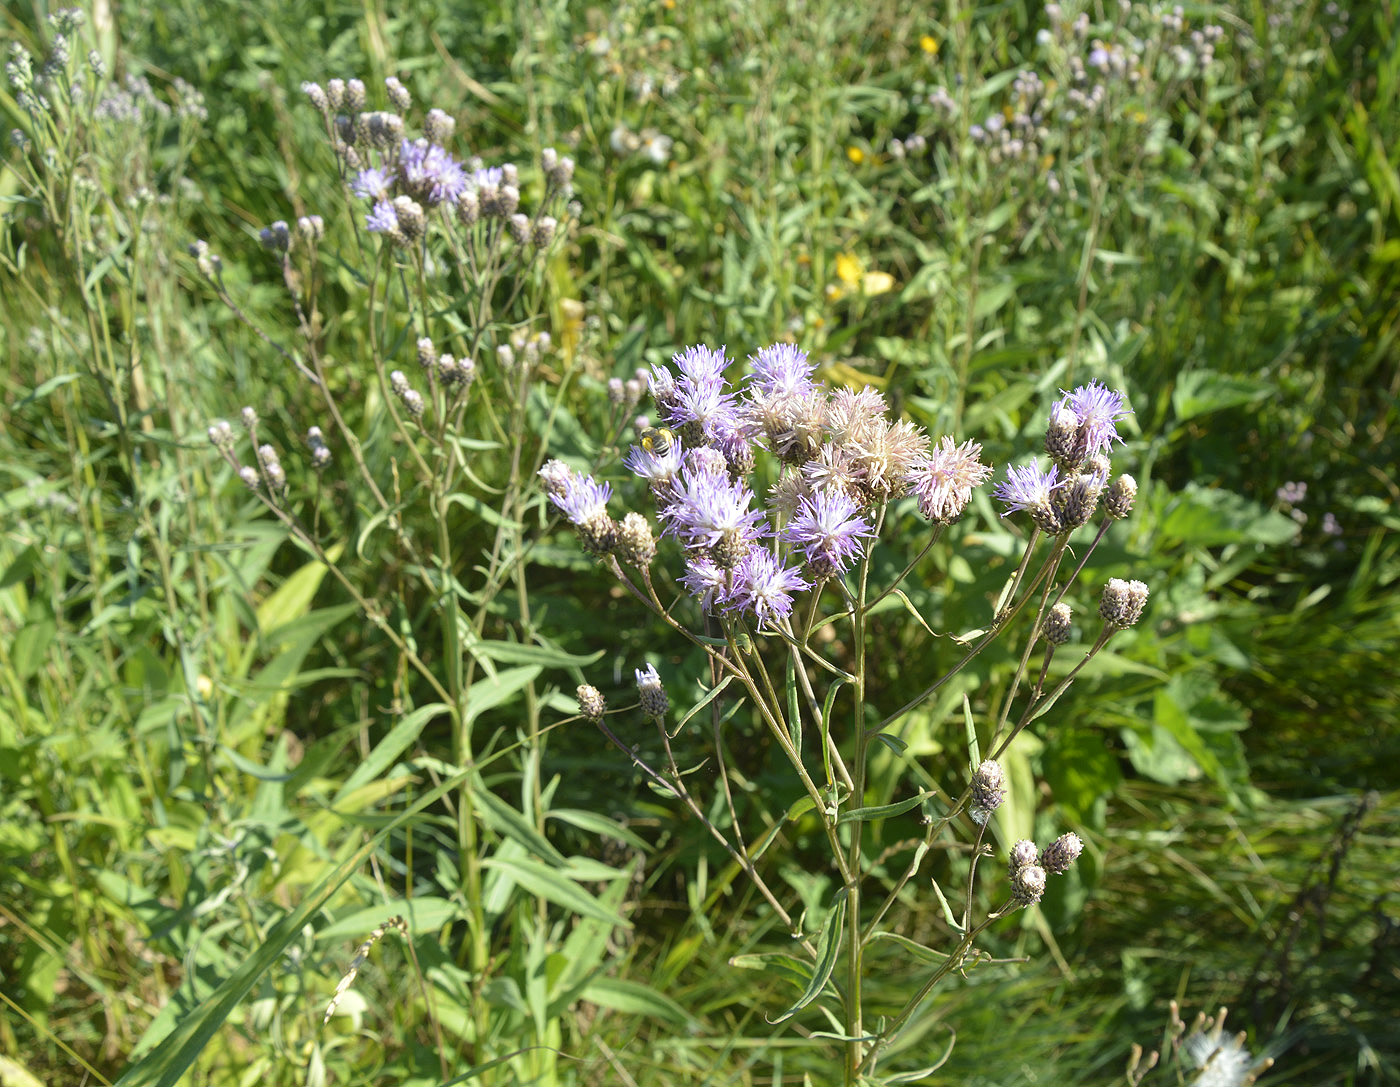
[1,0,1396,1084]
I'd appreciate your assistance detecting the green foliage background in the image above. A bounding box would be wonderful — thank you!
[1,0,1397,1084]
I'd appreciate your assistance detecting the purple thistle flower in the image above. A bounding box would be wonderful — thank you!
[365,200,399,234]
[352,166,393,201]
[624,438,683,485]
[680,554,731,613]
[549,471,611,526]
[662,466,766,564]
[906,437,993,524]
[397,139,468,206]
[785,487,873,577]
[663,345,743,444]
[993,462,1065,533]
[726,548,809,625]
[748,343,818,400]
[1060,382,1132,457]
[468,164,505,190]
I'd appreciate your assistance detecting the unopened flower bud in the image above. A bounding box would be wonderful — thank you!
[301,81,328,113]
[384,76,411,112]
[296,215,325,242]
[617,512,656,566]
[508,213,531,244]
[1105,473,1137,519]
[577,684,606,722]
[1041,832,1083,874]
[391,195,425,241]
[532,215,557,248]
[1043,602,1072,645]
[1011,863,1047,906]
[1009,839,1039,876]
[241,406,259,431]
[239,465,260,489]
[1045,402,1082,469]
[417,337,436,369]
[345,78,367,112]
[538,459,573,498]
[1100,577,1149,628]
[636,663,669,719]
[424,108,455,145]
[970,760,1006,825]
[499,185,520,217]
[456,189,479,225]
[207,420,235,448]
[608,377,626,404]
[259,220,291,253]
[326,79,346,111]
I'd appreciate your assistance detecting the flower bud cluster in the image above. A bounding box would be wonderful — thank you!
[994,382,1132,535]
[1099,577,1149,628]
[1008,831,1083,906]
[390,370,424,418]
[303,76,573,251]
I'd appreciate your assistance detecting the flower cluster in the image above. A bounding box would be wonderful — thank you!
[993,381,1134,535]
[300,76,573,249]
[545,343,995,629]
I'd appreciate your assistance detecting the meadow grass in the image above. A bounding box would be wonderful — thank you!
[1,0,1397,1084]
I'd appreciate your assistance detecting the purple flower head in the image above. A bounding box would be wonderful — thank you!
[993,462,1065,533]
[662,465,766,564]
[1059,382,1132,458]
[352,166,393,201]
[468,164,505,190]
[747,343,818,400]
[726,548,809,625]
[907,436,993,524]
[624,437,683,485]
[549,471,612,526]
[397,139,467,206]
[365,200,399,234]
[785,487,874,577]
[651,345,744,445]
[680,553,731,613]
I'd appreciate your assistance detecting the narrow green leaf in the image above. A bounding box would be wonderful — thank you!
[672,675,734,733]
[770,890,847,1023]
[963,694,980,768]
[333,703,448,804]
[475,786,569,867]
[480,856,631,928]
[579,976,696,1027]
[835,792,930,825]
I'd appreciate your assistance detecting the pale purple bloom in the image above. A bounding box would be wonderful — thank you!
[366,200,398,233]
[468,164,505,190]
[747,343,818,400]
[907,437,993,523]
[662,345,743,442]
[662,466,765,552]
[993,462,1064,515]
[624,439,683,484]
[1059,382,1131,456]
[352,166,393,201]
[549,471,611,525]
[785,488,873,576]
[680,554,730,612]
[397,139,468,206]
[726,549,809,625]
